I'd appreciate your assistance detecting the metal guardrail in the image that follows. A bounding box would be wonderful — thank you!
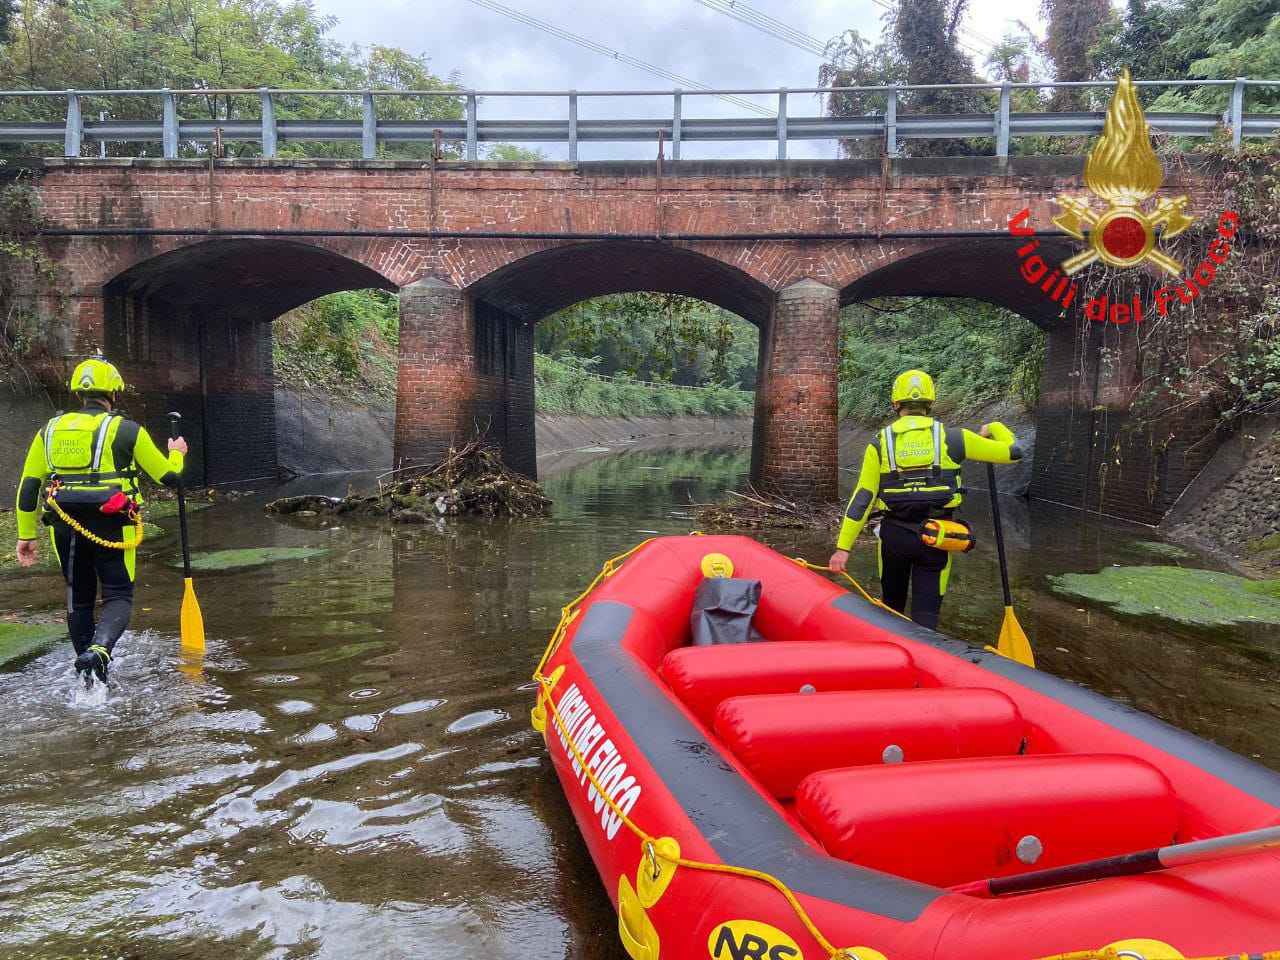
[0,79,1277,161]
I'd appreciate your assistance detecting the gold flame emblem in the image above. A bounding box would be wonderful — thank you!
[1053,69,1195,276]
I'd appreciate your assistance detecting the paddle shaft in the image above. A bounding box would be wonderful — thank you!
[986,463,1013,607]
[957,825,1280,897]
[167,413,192,579]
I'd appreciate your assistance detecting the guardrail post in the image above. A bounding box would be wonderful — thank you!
[64,89,82,157]
[1231,77,1245,151]
[996,82,1011,158]
[885,86,899,158]
[770,87,787,160]
[672,89,682,161]
[260,88,277,158]
[162,89,178,158]
[362,92,376,159]
[466,90,478,161]
[568,90,578,162]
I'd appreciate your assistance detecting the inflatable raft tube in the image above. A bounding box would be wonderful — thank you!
[532,535,1280,960]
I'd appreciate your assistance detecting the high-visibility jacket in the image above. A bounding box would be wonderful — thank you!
[14,402,184,539]
[836,417,1022,551]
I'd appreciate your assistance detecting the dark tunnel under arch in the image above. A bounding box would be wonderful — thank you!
[103,239,397,485]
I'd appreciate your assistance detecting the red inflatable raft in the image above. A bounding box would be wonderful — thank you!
[532,535,1280,960]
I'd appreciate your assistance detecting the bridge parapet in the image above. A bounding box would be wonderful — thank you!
[1,79,1278,160]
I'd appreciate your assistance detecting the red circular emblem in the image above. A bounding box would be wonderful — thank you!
[1100,216,1148,260]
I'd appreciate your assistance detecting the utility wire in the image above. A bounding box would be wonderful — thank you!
[695,0,988,71]
[864,0,992,58]
[460,0,774,116]
[693,0,830,58]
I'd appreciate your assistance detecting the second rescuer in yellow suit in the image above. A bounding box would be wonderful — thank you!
[829,370,1022,630]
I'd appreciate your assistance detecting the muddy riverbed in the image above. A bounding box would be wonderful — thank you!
[1,441,1277,959]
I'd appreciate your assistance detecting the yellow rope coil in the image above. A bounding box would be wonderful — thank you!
[533,539,1275,960]
[45,494,144,551]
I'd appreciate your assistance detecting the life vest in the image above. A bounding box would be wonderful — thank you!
[877,416,963,519]
[42,410,140,507]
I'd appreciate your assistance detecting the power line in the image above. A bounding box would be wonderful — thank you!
[460,0,774,116]
[693,0,830,59]
[696,0,989,71]
[864,0,990,59]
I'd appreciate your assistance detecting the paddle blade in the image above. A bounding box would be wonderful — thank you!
[180,577,206,653]
[997,605,1034,668]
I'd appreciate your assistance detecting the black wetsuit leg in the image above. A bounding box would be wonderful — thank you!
[878,519,950,630]
[52,519,97,655]
[51,512,135,658]
[877,523,913,616]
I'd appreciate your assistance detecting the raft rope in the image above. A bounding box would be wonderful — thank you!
[44,490,144,551]
[533,540,1278,960]
[790,557,912,622]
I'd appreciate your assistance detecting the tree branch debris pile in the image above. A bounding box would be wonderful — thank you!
[265,441,552,522]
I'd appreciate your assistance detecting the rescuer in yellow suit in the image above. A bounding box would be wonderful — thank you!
[829,370,1022,629]
[13,358,188,685]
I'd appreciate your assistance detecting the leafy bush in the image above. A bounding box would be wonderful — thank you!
[274,289,398,402]
[838,298,1045,423]
[534,354,753,418]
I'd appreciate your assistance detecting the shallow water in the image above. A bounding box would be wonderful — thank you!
[1,443,1276,959]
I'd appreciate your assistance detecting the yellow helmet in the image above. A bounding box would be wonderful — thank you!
[891,369,935,405]
[69,358,125,394]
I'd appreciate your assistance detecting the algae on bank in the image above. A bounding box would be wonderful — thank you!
[0,622,66,669]
[183,546,327,571]
[1049,565,1280,628]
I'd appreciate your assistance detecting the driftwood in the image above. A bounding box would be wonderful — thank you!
[692,487,842,530]
[266,440,552,522]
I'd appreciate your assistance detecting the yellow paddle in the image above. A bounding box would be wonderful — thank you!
[986,464,1033,667]
[168,412,205,653]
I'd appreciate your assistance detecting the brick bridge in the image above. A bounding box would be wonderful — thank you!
[18,155,1232,523]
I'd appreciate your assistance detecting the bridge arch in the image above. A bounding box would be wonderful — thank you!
[396,240,803,486]
[841,238,1078,328]
[103,239,397,485]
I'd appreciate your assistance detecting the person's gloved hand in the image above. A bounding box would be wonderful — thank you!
[74,646,110,685]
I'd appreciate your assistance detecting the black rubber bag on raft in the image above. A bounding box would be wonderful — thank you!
[689,577,765,645]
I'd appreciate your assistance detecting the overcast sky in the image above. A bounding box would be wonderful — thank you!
[310,0,1044,160]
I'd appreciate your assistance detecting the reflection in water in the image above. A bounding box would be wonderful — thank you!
[0,442,1276,959]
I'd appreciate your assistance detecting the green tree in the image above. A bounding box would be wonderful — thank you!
[1041,0,1112,108]
[819,1,981,158]
[0,0,466,159]
[838,298,1045,422]
[888,0,982,155]
[818,29,899,158]
[1148,0,1280,112]
[985,34,1036,83]
[1091,0,1209,84]
[536,294,757,389]
[0,0,15,45]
